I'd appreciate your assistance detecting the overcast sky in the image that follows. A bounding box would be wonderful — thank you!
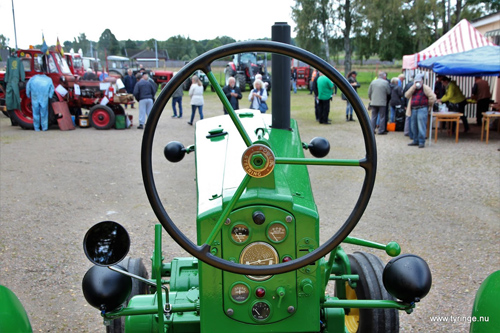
[1,0,297,49]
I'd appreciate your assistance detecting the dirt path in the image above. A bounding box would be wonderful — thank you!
[1,91,499,332]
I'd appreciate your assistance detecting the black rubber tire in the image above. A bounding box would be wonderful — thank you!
[346,252,399,333]
[235,73,246,92]
[8,109,33,129]
[89,105,115,130]
[106,257,149,333]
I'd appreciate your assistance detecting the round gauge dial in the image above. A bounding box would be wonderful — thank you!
[231,224,249,243]
[230,283,250,302]
[240,242,279,281]
[267,222,288,243]
[251,301,271,321]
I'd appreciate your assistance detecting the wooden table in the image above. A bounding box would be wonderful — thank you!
[433,112,461,143]
[481,112,500,144]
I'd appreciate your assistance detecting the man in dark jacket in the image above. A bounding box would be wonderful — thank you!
[222,77,242,114]
[123,69,137,109]
[133,73,156,129]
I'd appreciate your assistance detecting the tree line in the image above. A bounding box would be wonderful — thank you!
[291,0,499,75]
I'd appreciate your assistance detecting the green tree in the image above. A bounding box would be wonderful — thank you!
[292,0,327,59]
[0,34,9,49]
[97,29,120,57]
[73,33,90,55]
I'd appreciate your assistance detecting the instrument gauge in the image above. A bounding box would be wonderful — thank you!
[267,222,288,243]
[231,224,250,243]
[240,242,279,281]
[251,301,271,321]
[230,283,250,303]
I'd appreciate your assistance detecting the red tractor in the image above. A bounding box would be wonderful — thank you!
[65,53,85,77]
[225,52,271,92]
[0,48,130,130]
[291,59,312,89]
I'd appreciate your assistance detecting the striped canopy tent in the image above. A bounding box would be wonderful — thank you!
[403,19,496,69]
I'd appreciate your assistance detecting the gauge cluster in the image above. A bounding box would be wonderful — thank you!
[221,205,304,324]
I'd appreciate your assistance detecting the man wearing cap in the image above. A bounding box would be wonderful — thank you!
[404,74,436,148]
[345,71,360,121]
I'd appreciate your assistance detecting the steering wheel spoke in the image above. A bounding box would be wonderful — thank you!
[205,70,253,147]
[275,157,362,167]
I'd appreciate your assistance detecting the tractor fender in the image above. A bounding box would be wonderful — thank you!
[0,285,33,333]
[470,270,500,333]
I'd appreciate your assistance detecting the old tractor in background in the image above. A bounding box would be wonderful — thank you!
[225,52,271,92]
[0,48,130,130]
[106,55,173,88]
[291,58,312,90]
[81,25,435,332]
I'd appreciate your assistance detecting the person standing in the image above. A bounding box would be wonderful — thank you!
[123,69,137,109]
[291,67,297,94]
[437,76,470,133]
[368,72,391,134]
[309,69,318,95]
[404,74,436,148]
[133,73,156,129]
[471,76,491,126]
[26,74,55,131]
[222,76,242,114]
[188,75,204,125]
[316,73,334,124]
[345,71,360,122]
[389,77,403,123]
[248,79,268,112]
[171,84,183,118]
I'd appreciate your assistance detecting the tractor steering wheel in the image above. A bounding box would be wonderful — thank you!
[142,41,376,276]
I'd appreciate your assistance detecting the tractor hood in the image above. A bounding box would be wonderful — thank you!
[195,110,317,221]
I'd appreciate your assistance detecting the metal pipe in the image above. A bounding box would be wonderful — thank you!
[271,22,291,130]
[11,0,18,50]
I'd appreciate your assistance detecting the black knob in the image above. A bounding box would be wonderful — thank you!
[164,141,186,163]
[308,137,330,158]
[252,211,266,225]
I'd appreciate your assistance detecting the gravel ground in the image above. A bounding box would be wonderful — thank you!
[1,91,499,332]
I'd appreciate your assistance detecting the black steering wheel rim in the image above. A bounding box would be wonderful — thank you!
[142,41,377,275]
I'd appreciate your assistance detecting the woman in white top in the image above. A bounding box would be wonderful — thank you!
[248,79,268,112]
[188,75,204,125]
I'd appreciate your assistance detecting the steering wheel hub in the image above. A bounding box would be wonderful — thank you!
[242,144,275,178]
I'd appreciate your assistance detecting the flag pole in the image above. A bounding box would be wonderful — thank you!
[11,0,18,49]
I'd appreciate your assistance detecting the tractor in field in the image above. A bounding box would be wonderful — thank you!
[291,59,312,90]
[225,52,271,92]
[79,26,437,332]
[0,48,130,130]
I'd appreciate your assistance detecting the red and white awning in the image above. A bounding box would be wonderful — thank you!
[402,19,496,69]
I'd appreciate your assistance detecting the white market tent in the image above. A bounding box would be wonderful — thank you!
[403,19,496,69]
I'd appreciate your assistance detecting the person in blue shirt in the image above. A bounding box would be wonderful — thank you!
[99,71,109,81]
[26,74,55,131]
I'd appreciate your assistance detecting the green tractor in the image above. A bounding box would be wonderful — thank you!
[80,36,434,333]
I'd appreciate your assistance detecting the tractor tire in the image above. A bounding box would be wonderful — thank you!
[235,74,246,92]
[344,252,399,333]
[89,105,115,130]
[8,109,32,129]
[106,257,149,333]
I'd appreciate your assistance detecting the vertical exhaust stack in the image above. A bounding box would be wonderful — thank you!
[271,22,291,130]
